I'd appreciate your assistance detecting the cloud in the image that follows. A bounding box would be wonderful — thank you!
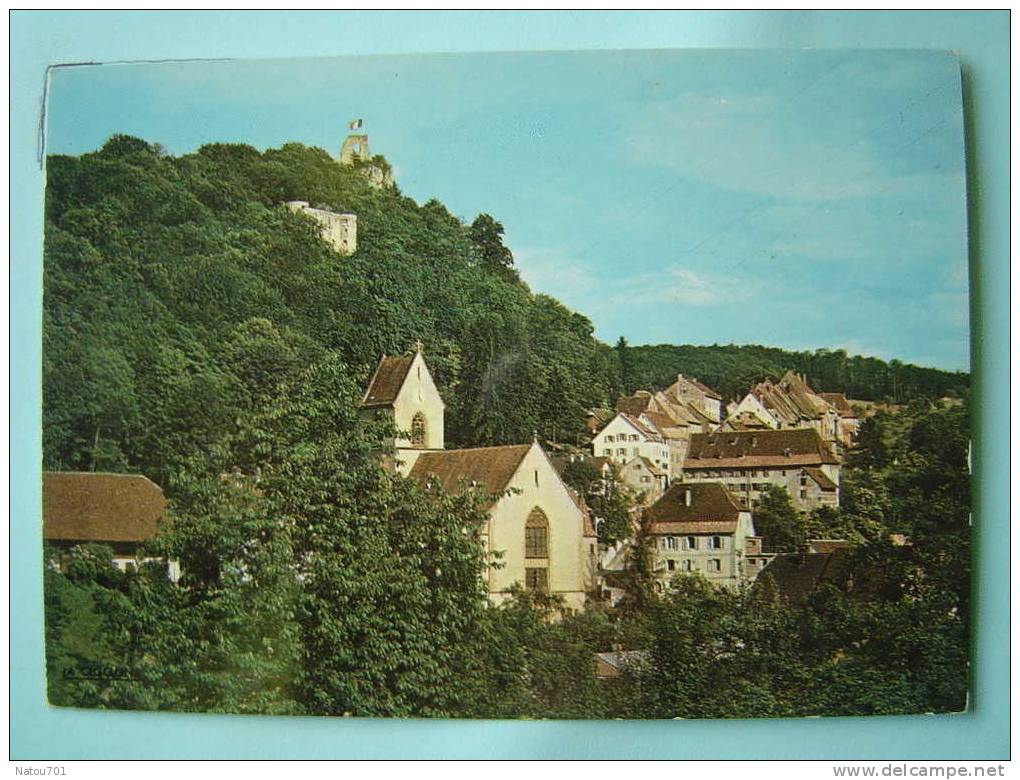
[606,266,755,309]
[512,245,596,297]
[626,89,963,203]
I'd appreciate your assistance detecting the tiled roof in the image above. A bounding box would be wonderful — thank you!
[805,467,838,491]
[642,411,681,432]
[43,472,166,544]
[687,377,722,400]
[361,354,415,408]
[407,444,532,507]
[617,413,663,441]
[644,482,742,534]
[616,392,654,416]
[757,549,853,603]
[819,393,856,418]
[685,429,839,469]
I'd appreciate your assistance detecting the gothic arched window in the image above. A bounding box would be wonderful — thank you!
[411,412,427,448]
[525,508,549,559]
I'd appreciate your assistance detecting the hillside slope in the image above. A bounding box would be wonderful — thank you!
[43,136,619,480]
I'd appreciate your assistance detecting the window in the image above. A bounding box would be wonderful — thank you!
[617,448,626,456]
[800,489,807,499]
[525,508,549,558]
[641,476,650,483]
[666,537,679,551]
[708,559,722,572]
[682,560,693,572]
[534,469,539,487]
[667,559,676,571]
[525,567,548,592]
[605,435,614,443]
[410,412,427,448]
[711,536,723,549]
[686,536,697,550]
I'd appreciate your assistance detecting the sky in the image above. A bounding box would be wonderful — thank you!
[46,49,970,371]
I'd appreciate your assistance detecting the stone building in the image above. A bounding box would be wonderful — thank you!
[43,471,178,580]
[339,130,394,189]
[644,482,772,590]
[361,347,595,608]
[285,201,357,256]
[682,428,841,512]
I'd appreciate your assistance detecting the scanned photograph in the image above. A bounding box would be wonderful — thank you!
[41,49,970,718]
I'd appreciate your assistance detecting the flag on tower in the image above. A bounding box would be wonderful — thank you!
[348,118,363,130]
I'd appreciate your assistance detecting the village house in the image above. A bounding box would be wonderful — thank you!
[618,456,668,506]
[360,346,596,609]
[662,373,723,423]
[43,471,178,581]
[590,411,672,478]
[644,482,772,590]
[682,428,841,512]
[721,371,851,446]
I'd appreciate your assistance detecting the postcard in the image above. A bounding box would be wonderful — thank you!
[41,48,969,719]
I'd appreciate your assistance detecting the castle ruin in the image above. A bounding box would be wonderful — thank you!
[285,201,357,256]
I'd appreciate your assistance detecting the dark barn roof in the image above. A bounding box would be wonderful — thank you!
[43,472,166,544]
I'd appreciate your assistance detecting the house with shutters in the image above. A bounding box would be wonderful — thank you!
[644,482,772,590]
[590,410,674,479]
[360,346,596,608]
[682,428,841,512]
[42,471,179,581]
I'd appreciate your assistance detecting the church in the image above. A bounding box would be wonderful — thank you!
[360,345,597,609]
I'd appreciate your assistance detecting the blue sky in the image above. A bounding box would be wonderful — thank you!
[46,49,969,370]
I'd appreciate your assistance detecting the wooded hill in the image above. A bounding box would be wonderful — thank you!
[618,342,969,404]
[44,135,968,482]
[42,136,970,719]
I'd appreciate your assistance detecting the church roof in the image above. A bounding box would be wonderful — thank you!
[43,471,166,544]
[644,482,743,535]
[361,354,415,409]
[685,429,839,468]
[407,444,532,507]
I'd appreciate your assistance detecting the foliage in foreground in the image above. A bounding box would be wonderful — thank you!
[47,399,969,718]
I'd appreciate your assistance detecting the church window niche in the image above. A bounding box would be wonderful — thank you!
[525,508,549,559]
[411,412,427,448]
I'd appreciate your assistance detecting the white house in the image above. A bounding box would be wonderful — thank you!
[591,412,672,479]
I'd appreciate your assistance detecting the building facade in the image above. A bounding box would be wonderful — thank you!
[285,200,357,256]
[644,482,771,590]
[682,428,841,512]
[363,348,595,608]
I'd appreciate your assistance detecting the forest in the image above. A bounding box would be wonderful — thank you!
[43,136,970,718]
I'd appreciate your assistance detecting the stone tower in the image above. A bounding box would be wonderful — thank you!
[340,133,370,165]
